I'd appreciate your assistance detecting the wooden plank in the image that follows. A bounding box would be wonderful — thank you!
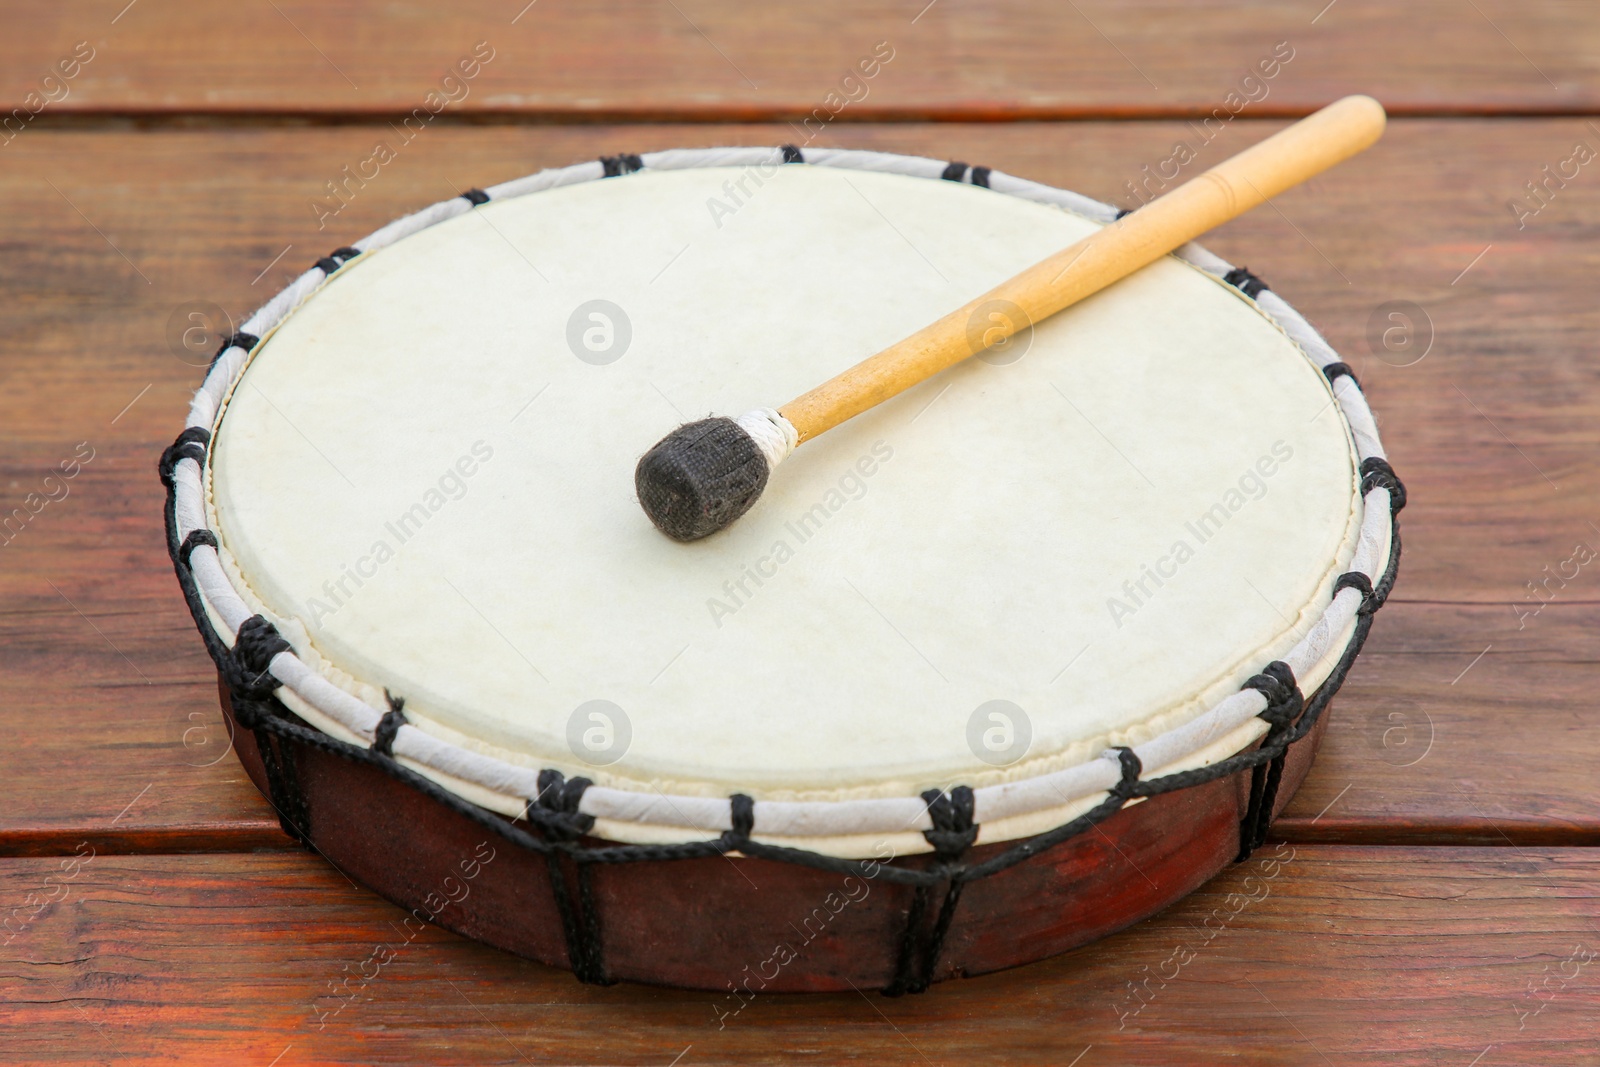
[2,2,1598,120]
[2,847,1597,1063]
[1276,604,1600,843]
[1,121,1594,847]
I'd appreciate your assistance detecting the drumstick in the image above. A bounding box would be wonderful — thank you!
[635,94,1386,541]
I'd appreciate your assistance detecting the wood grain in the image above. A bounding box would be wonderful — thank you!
[3,2,1597,119]
[3,847,1597,1064]
[1,121,1595,851]
[2,0,1589,1055]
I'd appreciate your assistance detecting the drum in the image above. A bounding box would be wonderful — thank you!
[161,146,1402,994]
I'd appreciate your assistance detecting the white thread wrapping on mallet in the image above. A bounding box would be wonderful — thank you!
[734,408,798,470]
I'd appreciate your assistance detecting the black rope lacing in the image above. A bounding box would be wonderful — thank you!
[314,246,362,276]
[600,153,645,177]
[1323,361,1359,388]
[1223,266,1270,299]
[209,333,259,370]
[158,426,209,488]
[1237,661,1303,860]
[228,614,309,844]
[371,690,407,759]
[940,161,991,187]
[529,769,611,985]
[885,785,979,995]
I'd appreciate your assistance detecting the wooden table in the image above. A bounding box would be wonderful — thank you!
[3,3,1598,1063]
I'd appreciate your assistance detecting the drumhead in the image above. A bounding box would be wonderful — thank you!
[190,151,1384,855]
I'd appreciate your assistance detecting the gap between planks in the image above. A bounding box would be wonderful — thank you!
[3,823,1598,860]
[18,104,1600,131]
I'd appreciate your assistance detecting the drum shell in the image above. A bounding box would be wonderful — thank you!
[218,677,1328,992]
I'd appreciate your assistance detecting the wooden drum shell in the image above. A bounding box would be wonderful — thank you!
[219,677,1328,993]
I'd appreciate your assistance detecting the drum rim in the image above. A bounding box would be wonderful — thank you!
[161,146,1402,857]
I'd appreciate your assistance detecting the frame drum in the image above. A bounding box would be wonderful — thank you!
[162,146,1402,992]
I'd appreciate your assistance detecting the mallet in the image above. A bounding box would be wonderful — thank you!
[635,94,1387,541]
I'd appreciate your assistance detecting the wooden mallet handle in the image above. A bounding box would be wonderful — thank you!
[635,95,1386,541]
[779,94,1387,441]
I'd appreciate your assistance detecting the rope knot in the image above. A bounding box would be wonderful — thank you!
[1322,362,1359,388]
[1334,570,1377,616]
[1242,660,1303,730]
[920,786,978,859]
[209,331,259,370]
[1360,456,1407,514]
[531,769,595,840]
[1106,746,1143,798]
[1223,266,1270,298]
[230,615,289,703]
[371,690,408,758]
[158,427,210,488]
[720,793,755,850]
[177,529,218,569]
[600,153,645,177]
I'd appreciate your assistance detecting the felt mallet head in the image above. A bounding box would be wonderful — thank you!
[635,410,797,541]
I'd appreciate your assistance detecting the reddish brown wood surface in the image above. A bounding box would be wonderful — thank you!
[3,2,1598,119]
[2,121,1597,850]
[3,846,1598,1064]
[2,2,1598,1044]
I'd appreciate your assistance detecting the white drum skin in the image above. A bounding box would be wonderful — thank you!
[205,163,1361,843]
